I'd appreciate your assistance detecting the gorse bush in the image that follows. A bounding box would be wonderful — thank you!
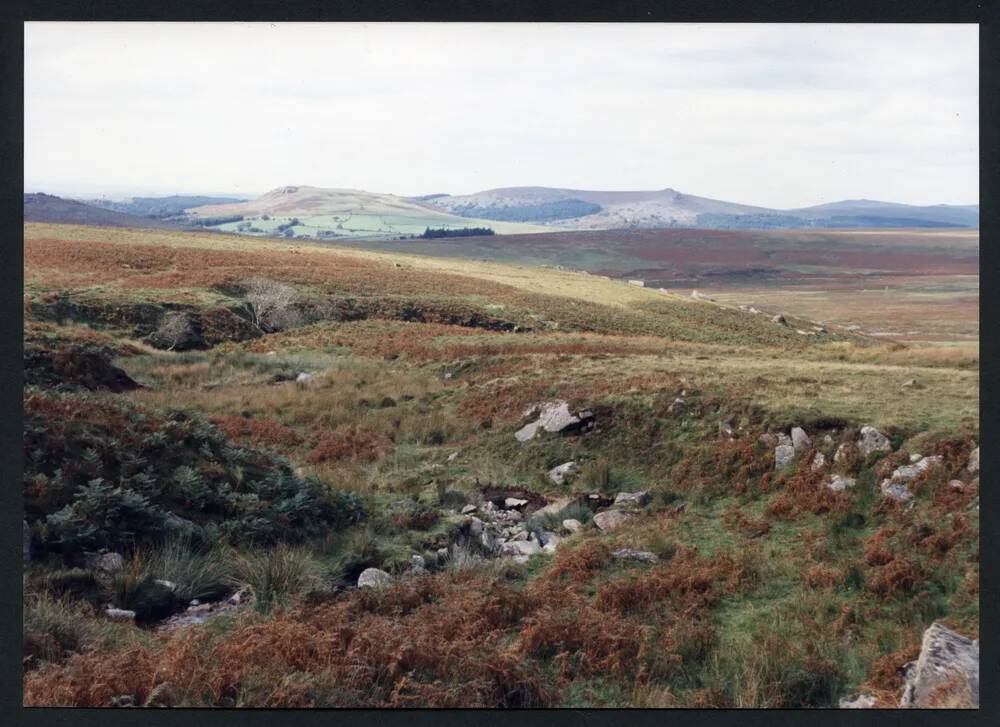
[25,390,366,555]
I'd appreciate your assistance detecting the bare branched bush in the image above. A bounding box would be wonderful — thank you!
[155,312,196,351]
[243,278,302,332]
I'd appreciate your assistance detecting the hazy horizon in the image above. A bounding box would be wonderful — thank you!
[25,22,978,208]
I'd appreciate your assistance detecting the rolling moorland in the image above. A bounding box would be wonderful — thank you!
[21,220,979,708]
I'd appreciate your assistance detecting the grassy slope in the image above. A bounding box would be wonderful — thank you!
[22,222,979,707]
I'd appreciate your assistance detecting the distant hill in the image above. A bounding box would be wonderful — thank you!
[184,185,548,239]
[23,193,191,229]
[84,195,247,219]
[424,187,979,230]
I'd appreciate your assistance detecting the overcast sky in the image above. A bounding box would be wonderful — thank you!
[25,22,978,207]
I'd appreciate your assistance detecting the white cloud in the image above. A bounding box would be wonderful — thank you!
[25,22,978,206]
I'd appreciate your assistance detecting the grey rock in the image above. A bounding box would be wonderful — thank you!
[772,314,788,326]
[810,451,827,472]
[833,442,853,465]
[537,531,561,547]
[613,491,650,508]
[791,427,811,452]
[948,479,965,491]
[776,432,792,447]
[357,568,392,589]
[295,372,312,384]
[611,548,658,564]
[910,453,923,463]
[880,479,912,502]
[858,426,892,456]
[461,504,477,515]
[500,540,542,557]
[774,444,796,469]
[593,509,632,533]
[466,516,484,537]
[900,622,979,708]
[548,461,579,485]
[154,579,178,592]
[509,530,529,542]
[514,400,592,442]
[534,496,574,519]
[825,474,856,492]
[504,497,528,509]
[822,434,835,446]
[85,552,125,573]
[447,451,460,463]
[409,555,426,573]
[967,447,979,474]
[839,694,876,709]
[562,518,584,534]
[105,608,136,622]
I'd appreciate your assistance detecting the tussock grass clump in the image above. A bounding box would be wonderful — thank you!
[230,545,321,614]
[145,538,234,603]
[23,592,146,670]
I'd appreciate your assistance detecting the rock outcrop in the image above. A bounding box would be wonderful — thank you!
[900,622,979,708]
[858,426,892,457]
[593,509,632,533]
[357,568,392,589]
[515,401,594,442]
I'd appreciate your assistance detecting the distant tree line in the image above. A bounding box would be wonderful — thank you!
[421,226,495,239]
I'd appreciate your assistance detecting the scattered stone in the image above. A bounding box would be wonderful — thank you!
[562,518,584,534]
[772,314,787,326]
[22,520,31,563]
[900,622,979,708]
[501,540,542,557]
[548,461,579,485]
[409,555,426,573]
[539,532,562,551]
[593,509,632,533]
[825,474,856,492]
[295,372,312,384]
[834,442,853,465]
[967,447,979,474]
[719,420,735,438]
[901,378,922,389]
[858,426,892,456]
[822,434,835,446]
[508,530,529,542]
[533,496,574,519]
[949,479,965,491]
[667,397,686,414]
[466,516,484,537]
[105,608,136,622]
[85,552,125,573]
[443,372,453,380]
[910,453,923,463]
[812,325,827,334]
[776,432,792,447]
[774,444,795,469]
[791,427,811,452]
[461,504,477,514]
[611,548,658,564]
[504,497,529,509]
[613,491,650,508]
[810,451,826,472]
[357,568,392,589]
[447,451,460,463]
[436,547,450,562]
[154,579,178,593]
[839,694,876,709]
[758,432,778,448]
[880,479,912,502]
[891,456,942,483]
